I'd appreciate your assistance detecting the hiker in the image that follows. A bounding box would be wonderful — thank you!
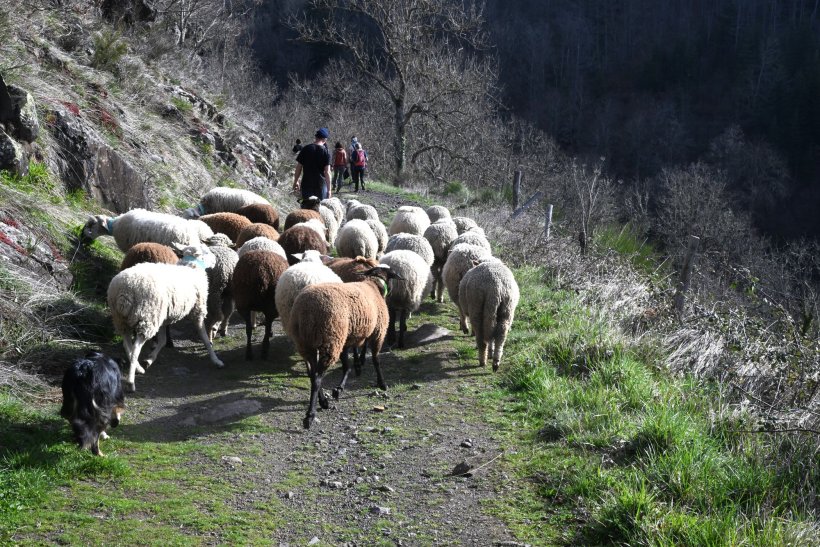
[348,136,358,174]
[332,141,348,193]
[292,139,303,155]
[293,128,332,200]
[351,142,368,192]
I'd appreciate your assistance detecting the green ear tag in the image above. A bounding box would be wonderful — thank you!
[375,277,389,297]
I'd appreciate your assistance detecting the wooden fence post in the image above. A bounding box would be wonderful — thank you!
[512,170,522,210]
[544,204,553,240]
[674,235,701,317]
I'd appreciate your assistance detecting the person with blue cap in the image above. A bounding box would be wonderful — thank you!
[293,127,332,200]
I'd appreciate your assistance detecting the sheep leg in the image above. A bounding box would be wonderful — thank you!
[333,350,352,399]
[492,310,513,372]
[143,326,168,368]
[385,308,397,347]
[304,369,320,429]
[165,324,174,348]
[354,343,367,375]
[125,334,148,392]
[196,323,225,368]
[217,298,234,337]
[242,312,254,361]
[458,306,470,335]
[398,309,408,349]
[261,316,273,359]
[121,332,145,374]
[317,373,330,410]
[476,321,488,368]
[369,340,387,390]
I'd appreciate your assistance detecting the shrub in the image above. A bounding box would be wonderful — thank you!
[91,30,128,73]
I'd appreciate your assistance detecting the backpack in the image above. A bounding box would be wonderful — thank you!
[353,149,367,167]
[334,149,346,166]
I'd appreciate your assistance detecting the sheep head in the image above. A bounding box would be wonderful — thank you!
[81,214,112,243]
[174,243,216,269]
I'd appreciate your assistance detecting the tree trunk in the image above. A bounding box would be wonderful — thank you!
[394,98,406,183]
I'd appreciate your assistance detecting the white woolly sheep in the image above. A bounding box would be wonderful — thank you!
[346,203,380,223]
[452,216,480,234]
[107,244,224,392]
[319,205,340,248]
[442,243,492,333]
[388,205,430,236]
[237,236,287,260]
[275,250,342,337]
[458,260,520,371]
[345,198,362,214]
[321,197,344,225]
[384,233,434,267]
[184,187,270,218]
[426,205,451,223]
[231,250,289,360]
[451,230,492,253]
[290,266,399,428]
[365,218,388,255]
[379,250,434,348]
[202,244,239,340]
[83,209,215,252]
[335,219,379,260]
[423,219,459,302]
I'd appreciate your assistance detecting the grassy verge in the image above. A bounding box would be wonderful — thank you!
[480,266,820,545]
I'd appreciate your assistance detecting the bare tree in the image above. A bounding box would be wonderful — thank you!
[291,0,495,182]
[564,159,614,255]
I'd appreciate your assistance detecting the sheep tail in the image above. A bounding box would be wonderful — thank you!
[493,302,512,338]
[113,291,136,317]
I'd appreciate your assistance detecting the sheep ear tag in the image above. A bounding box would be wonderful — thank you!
[373,276,389,297]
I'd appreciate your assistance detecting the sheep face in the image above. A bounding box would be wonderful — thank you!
[81,215,110,243]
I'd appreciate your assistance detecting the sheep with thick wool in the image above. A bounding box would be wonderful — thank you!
[451,230,492,253]
[452,216,480,235]
[237,236,287,260]
[235,223,280,247]
[278,224,329,266]
[379,250,434,349]
[442,243,492,332]
[183,187,270,218]
[107,244,224,392]
[319,205,340,248]
[231,250,289,360]
[327,256,380,282]
[284,208,324,231]
[388,205,430,236]
[384,233,434,267]
[236,203,279,231]
[198,212,252,243]
[458,259,520,371]
[290,266,399,428]
[295,218,328,242]
[321,197,344,225]
[347,203,380,223]
[121,242,178,270]
[83,209,215,252]
[426,205,451,224]
[203,243,239,340]
[366,219,388,255]
[423,219,459,302]
[275,250,342,337]
[335,219,379,260]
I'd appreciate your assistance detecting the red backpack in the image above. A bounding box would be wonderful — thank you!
[353,149,367,167]
[333,149,346,167]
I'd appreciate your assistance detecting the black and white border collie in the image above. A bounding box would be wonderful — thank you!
[60,351,126,456]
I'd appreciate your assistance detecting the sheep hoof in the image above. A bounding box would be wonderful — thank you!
[124,381,136,393]
[492,362,500,372]
[214,359,225,368]
[135,363,146,374]
[319,392,330,409]
[303,415,314,429]
[143,359,153,369]
[332,387,342,400]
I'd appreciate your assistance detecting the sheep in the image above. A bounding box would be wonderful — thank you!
[284,208,323,231]
[388,205,430,236]
[236,203,280,231]
[451,230,492,253]
[183,187,270,218]
[335,219,379,260]
[345,198,362,214]
[121,242,178,270]
[321,197,344,225]
[237,236,287,260]
[458,260,520,371]
[423,219,459,302]
[107,244,223,392]
[327,256,380,282]
[231,250,289,360]
[379,250,434,349]
[290,265,399,428]
[384,233,434,267]
[295,218,327,242]
[347,203,380,223]
[319,205,340,249]
[442,243,492,333]
[198,212,252,243]
[235,223,280,247]
[426,205,451,224]
[452,216,480,235]
[275,250,342,337]
[82,209,215,252]
[203,244,239,340]
[365,218,388,256]
[278,224,330,266]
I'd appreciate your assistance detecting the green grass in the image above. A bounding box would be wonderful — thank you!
[366,180,431,206]
[0,162,55,195]
[595,223,663,276]
[475,265,820,545]
[170,96,193,115]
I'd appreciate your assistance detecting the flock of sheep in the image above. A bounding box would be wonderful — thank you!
[81,187,520,429]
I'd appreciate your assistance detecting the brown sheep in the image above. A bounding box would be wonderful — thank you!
[278,225,329,266]
[290,266,399,428]
[283,209,323,231]
[198,212,252,243]
[121,242,178,270]
[326,256,379,282]
[231,250,289,360]
[235,223,280,247]
[236,203,280,231]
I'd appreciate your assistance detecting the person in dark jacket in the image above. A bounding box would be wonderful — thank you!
[293,129,332,199]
